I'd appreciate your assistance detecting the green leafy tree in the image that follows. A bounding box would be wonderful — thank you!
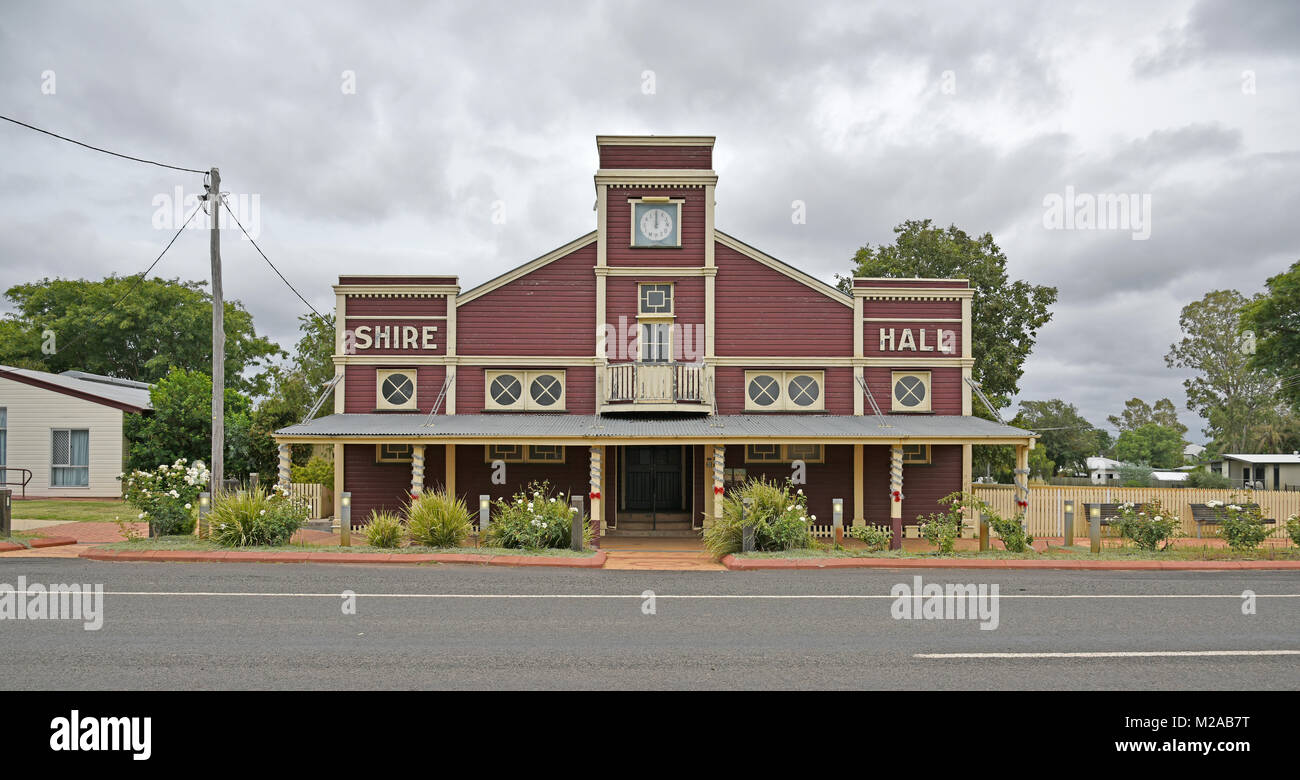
[1114,423,1184,469]
[248,314,336,475]
[0,276,282,394]
[842,219,1058,408]
[1242,259,1300,410]
[1166,289,1282,454]
[125,367,254,475]
[1014,399,1111,475]
[1107,397,1187,437]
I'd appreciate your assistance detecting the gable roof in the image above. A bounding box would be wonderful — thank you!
[1219,453,1300,464]
[0,365,153,412]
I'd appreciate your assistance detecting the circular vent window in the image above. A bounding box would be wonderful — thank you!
[530,375,563,407]
[787,374,820,407]
[381,373,415,407]
[747,374,780,407]
[893,375,927,408]
[489,375,522,406]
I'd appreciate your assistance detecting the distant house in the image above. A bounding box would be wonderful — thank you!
[1150,470,1189,483]
[1086,456,1123,484]
[0,366,152,498]
[1183,443,1206,461]
[1205,454,1300,491]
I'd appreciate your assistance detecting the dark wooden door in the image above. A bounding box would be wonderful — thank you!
[624,446,683,513]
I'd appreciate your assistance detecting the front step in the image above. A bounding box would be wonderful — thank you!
[605,528,701,538]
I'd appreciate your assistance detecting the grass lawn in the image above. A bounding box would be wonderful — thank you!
[10,499,128,523]
[99,535,598,556]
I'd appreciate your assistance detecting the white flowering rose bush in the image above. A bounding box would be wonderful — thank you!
[1213,495,1270,551]
[208,488,309,547]
[1112,498,1180,551]
[484,480,589,550]
[703,477,815,558]
[117,458,210,536]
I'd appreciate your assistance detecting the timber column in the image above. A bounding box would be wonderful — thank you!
[711,445,725,527]
[1014,443,1031,518]
[889,444,904,550]
[411,444,426,497]
[588,446,602,548]
[277,443,291,491]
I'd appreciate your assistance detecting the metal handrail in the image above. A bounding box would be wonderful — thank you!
[0,467,33,498]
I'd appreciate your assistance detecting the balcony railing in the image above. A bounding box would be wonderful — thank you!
[604,362,707,407]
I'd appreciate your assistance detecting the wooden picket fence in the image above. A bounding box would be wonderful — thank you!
[289,483,333,519]
[972,484,1300,540]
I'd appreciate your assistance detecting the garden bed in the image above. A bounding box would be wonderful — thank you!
[97,536,598,557]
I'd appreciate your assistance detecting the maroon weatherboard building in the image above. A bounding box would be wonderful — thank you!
[274,135,1036,547]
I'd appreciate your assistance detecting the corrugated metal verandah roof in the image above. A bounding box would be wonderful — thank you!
[274,413,1035,443]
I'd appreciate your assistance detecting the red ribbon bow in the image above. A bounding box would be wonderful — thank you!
[714,486,725,495]
[589,491,601,500]
[892,490,902,502]
[1016,499,1028,508]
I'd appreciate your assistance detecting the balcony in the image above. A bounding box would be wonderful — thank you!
[601,362,711,413]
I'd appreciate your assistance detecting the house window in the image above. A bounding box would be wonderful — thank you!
[51,429,89,487]
[744,444,824,464]
[485,370,566,411]
[901,444,930,464]
[638,283,674,315]
[484,445,566,464]
[640,322,672,363]
[743,371,825,411]
[891,371,931,413]
[376,443,413,463]
[376,370,418,411]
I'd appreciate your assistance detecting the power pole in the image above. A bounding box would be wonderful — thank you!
[208,167,224,490]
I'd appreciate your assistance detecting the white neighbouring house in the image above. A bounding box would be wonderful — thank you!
[0,366,152,498]
[1205,453,1300,491]
[1086,456,1123,484]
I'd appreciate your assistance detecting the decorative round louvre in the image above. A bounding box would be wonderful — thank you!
[530,375,562,407]
[489,374,522,406]
[787,374,820,407]
[380,373,414,406]
[747,374,780,407]
[893,375,927,408]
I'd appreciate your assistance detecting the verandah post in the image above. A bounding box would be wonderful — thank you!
[410,444,425,497]
[889,444,904,550]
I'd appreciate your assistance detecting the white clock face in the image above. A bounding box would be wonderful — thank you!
[639,207,674,241]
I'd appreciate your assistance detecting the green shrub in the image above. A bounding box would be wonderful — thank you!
[918,511,962,555]
[1118,462,1154,487]
[987,513,1034,553]
[291,456,334,491]
[364,510,405,548]
[1287,514,1300,547]
[703,477,816,558]
[849,523,893,552]
[208,488,309,547]
[119,458,209,536]
[1186,469,1231,489]
[1211,498,1270,550]
[484,481,588,550]
[1112,499,1179,551]
[406,490,472,548]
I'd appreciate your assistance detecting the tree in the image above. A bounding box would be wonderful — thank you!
[1027,445,1055,481]
[1165,289,1281,453]
[0,276,282,394]
[1014,399,1111,475]
[1114,423,1184,469]
[248,314,336,476]
[1107,397,1187,437]
[1242,259,1300,409]
[842,219,1058,409]
[125,367,254,476]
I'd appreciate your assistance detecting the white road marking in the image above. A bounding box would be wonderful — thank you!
[2,591,1299,600]
[915,650,1300,659]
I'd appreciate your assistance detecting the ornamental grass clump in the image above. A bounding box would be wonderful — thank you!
[1210,497,1271,551]
[118,458,210,536]
[484,481,588,550]
[1112,499,1179,551]
[702,477,816,558]
[405,490,472,548]
[364,510,405,548]
[208,487,309,547]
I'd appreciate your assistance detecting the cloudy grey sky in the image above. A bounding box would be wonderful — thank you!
[2,0,1297,441]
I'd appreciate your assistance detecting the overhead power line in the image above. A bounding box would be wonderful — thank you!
[52,199,206,357]
[218,195,325,321]
[0,114,207,174]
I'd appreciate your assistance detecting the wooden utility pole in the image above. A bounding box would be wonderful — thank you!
[208,167,224,490]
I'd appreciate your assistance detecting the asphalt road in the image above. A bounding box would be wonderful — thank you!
[1,559,1297,690]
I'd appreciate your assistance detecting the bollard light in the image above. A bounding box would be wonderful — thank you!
[742,496,755,553]
[832,497,844,543]
[340,492,352,547]
[1063,499,1075,547]
[569,495,585,552]
[196,491,211,538]
[1089,505,1101,554]
[479,494,490,534]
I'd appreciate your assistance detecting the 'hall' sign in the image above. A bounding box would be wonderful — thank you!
[878,327,956,354]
